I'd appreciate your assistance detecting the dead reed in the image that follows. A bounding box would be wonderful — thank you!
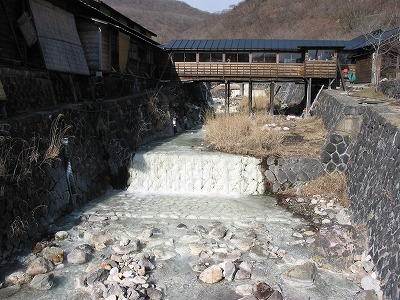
[204,111,327,158]
[279,172,350,207]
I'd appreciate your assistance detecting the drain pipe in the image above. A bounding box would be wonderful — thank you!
[62,137,77,207]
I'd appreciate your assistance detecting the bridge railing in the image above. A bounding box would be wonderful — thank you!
[304,60,337,78]
[170,61,337,80]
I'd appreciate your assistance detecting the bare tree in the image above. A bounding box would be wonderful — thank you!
[362,27,400,88]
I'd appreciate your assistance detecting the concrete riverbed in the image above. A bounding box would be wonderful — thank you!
[0,130,376,300]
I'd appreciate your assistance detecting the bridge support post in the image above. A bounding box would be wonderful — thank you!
[224,82,228,114]
[270,81,275,116]
[224,81,230,114]
[248,81,253,116]
[306,78,312,117]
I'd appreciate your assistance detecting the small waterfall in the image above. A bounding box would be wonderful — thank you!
[128,132,265,196]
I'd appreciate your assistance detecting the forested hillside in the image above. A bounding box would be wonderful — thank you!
[104,0,400,43]
[102,0,217,43]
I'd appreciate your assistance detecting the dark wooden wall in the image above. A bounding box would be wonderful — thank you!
[77,18,100,71]
[356,55,372,83]
[0,0,43,68]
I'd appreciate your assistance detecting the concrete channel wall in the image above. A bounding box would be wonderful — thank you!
[314,90,400,300]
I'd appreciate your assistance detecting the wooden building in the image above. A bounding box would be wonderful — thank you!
[344,27,400,84]
[0,0,162,78]
[0,0,164,114]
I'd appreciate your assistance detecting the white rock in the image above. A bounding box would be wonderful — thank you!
[235,284,253,296]
[305,237,315,244]
[303,231,315,237]
[293,232,303,238]
[361,275,380,291]
[67,249,87,265]
[55,231,69,241]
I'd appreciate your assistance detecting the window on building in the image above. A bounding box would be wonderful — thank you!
[308,50,335,61]
[225,53,250,63]
[199,53,223,62]
[279,53,303,63]
[173,52,196,62]
[252,52,277,63]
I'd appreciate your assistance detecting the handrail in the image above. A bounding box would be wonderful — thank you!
[171,61,337,79]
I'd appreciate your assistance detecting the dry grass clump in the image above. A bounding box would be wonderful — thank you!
[204,111,327,158]
[204,112,284,157]
[238,94,283,113]
[280,172,350,207]
[351,86,389,100]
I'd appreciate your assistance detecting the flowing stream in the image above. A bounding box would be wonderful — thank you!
[1,129,363,300]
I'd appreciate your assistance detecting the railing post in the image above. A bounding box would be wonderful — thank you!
[227,81,230,114]
[248,81,253,116]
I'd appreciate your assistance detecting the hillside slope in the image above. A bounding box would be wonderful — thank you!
[102,0,217,43]
[104,0,400,43]
[199,0,400,40]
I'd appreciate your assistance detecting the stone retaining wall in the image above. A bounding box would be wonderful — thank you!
[314,90,400,300]
[263,157,325,192]
[0,82,208,261]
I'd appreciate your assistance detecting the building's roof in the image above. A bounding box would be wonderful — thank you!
[346,27,400,50]
[164,27,400,52]
[164,39,349,51]
[47,0,159,46]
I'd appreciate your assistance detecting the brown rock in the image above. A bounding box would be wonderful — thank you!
[41,247,64,264]
[5,272,32,285]
[253,282,274,300]
[26,257,54,275]
[199,265,223,284]
[147,287,164,300]
[268,290,283,300]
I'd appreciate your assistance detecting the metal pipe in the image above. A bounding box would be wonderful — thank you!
[98,27,102,72]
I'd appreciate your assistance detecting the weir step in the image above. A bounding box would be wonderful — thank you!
[128,151,265,196]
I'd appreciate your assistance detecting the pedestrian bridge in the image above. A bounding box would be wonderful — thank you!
[163,39,355,114]
[163,39,352,82]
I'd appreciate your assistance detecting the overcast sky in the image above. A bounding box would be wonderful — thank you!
[181,0,243,13]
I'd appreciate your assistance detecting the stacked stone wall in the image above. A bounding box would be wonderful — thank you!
[0,66,156,116]
[0,82,208,261]
[313,91,366,172]
[314,90,400,300]
[263,157,325,192]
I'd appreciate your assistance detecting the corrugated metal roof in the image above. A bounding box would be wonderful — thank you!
[345,27,400,50]
[164,26,400,52]
[163,39,350,51]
